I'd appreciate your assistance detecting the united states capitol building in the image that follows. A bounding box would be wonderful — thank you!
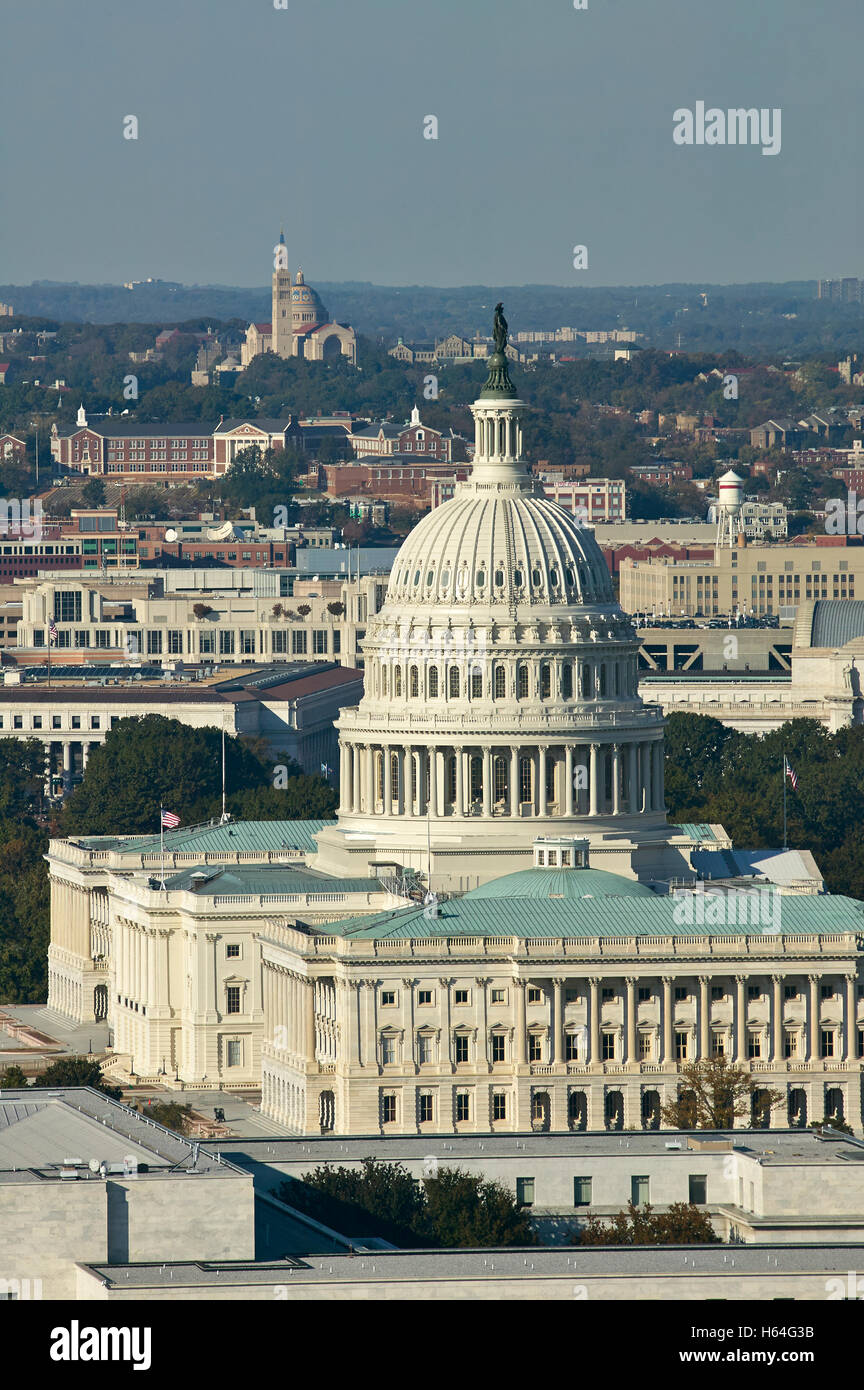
[46,314,864,1137]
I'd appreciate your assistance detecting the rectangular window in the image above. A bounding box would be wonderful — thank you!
[147,630,163,655]
[631,1175,650,1206]
[527,986,543,1004]
[675,986,688,1002]
[90,716,100,730]
[272,630,287,655]
[168,630,183,654]
[417,989,432,1006]
[220,631,235,655]
[712,1033,725,1057]
[417,1035,432,1065]
[602,1034,615,1061]
[711,986,724,1002]
[492,1093,507,1122]
[454,988,469,1005]
[52,716,61,730]
[821,984,834,1000]
[381,1036,396,1065]
[516,1177,534,1207]
[226,944,240,959]
[602,987,615,1003]
[784,984,798,1000]
[12,715,22,730]
[638,986,651,1003]
[381,1094,396,1124]
[491,988,506,1005]
[748,1030,762,1059]
[639,1032,652,1059]
[492,1034,506,1063]
[565,1033,580,1061]
[75,630,89,648]
[292,630,307,654]
[454,1034,469,1064]
[333,630,341,654]
[418,1093,433,1124]
[313,629,327,654]
[748,985,761,1001]
[455,1092,470,1123]
[688,1174,707,1205]
[54,591,82,623]
[240,630,255,655]
[226,986,241,1015]
[200,630,215,654]
[32,716,42,730]
[676,1031,688,1060]
[821,1029,835,1059]
[381,989,396,1006]
[784,1030,797,1059]
[226,1040,241,1067]
[573,1176,592,1207]
[71,715,81,729]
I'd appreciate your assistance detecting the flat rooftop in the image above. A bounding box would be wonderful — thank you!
[0,1088,245,1182]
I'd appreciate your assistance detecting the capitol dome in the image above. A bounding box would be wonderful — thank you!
[314,305,670,891]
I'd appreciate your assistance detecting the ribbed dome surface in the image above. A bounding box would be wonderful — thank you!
[463,867,656,899]
[387,488,614,610]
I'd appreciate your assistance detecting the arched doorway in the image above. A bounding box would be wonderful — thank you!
[605,1090,623,1131]
[568,1090,587,1131]
[788,1088,807,1128]
[641,1090,660,1131]
[531,1091,550,1132]
[93,983,108,1021]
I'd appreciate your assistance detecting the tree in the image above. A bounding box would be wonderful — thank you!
[136,1100,193,1133]
[660,1056,783,1130]
[420,1167,536,1247]
[0,1064,28,1087]
[577,1202,719,1246]
[80,478,106,507]
[34,1056,123,1100]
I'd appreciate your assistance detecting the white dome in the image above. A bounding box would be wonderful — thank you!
[387,488,615,611]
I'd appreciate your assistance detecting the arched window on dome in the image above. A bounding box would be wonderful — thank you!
[494,665,506,700]
[517,663,529,699]
[394,665,403,697]
[470,665,483,699]
[469,755,482,805]
[449,665,460,698]
[540,663,551,699]
[429,666,439,697]
[581,664,594,699]
[409,666,419,698]
[562,662,573,700]
[493,755,507,806]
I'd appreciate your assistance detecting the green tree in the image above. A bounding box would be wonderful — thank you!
[0,1064,28,1087]
[80,478,106,507]
[34,1056,123,1100]
[660,1057,783,1130]
[420,1168,536,1247]
[136,1100,193,1133]
[577,1201,719,1246]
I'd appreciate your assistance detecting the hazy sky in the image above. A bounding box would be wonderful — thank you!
[3,0,861,288]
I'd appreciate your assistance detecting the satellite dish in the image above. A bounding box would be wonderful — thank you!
[165,528,178,542]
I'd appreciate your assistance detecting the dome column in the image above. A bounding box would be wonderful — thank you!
[612,745,622,815]
[652,741,664,812]
[482,747,492,817]
[538,746,548,817]
[454,747,464,818]
[384,747,393,817]
[628,743,639,814]
[510,746,519,817]
[404,748,414,818]
[589,744,600,816]
[366,745,376,813]
[565,746,574,816]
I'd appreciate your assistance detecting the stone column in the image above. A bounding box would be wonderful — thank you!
[808,975,819,1063]
[482,746,492,816]
[340,744,349,811]
[513,979,527,1066]
[772,975,784,1063]
[625,977,636,1063]
[439,977,452,1067]
[304,978,315,1066]
[476,977,489,1067]
[565,746,574,816]
[348,980,361,1065]
[403,978,416,1068]
[589,744,600,816]
[845,974,857,1063]
[63,741,73,790]
[612,746,621,815]
[510,746,519,816]
[735,976,747,1063]
[538,746,548,817]
[661,977,673,1064]
[699,977,710,1059]
[552,977,564,1065]
[404,749,414,818]
[589,978,600,1064]
[628,743,639,814]
[384,746,393,817]
[366,745,376,813]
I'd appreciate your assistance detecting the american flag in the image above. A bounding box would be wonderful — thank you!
[48,619,58,644]
[784,757,799,791]
[161,809,180,829]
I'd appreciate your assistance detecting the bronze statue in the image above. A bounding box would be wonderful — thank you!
[480,301,516,397]
[492,302,508,355]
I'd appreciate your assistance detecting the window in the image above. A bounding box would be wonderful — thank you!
[494,665,506,699]
[711,985,724,1001]
[52,716,61,730]
[381,1094,396,1124]
[492,1093,507,1122]
[821,984,835,1000]
[428,666,438,697]
[748,985,761,1001]
[448,665,459,698]
[417,1034,433,1065]
[639,1032,652,1060]
[226,1040,241,1067]
[454,988,470,1006]
[454,1034,469,1064]
[491,988,506,1005]
[12,716,22,730]
[675,1031,688,1060]
[147,630,163,655]
[71,716,81,730]
[168,629,183,655]
[565,1032,580,1061]
[675,986,688,1002]
[638,986,651,1003]
[784,984,799,1001]
[90,716,100,730]
[573,1176,592,1207]
[418,989,433,1006]
[602,987,615,1003]
[602,1034,615,1061]
[292,630,306,655]
[200,630,215,654]
[226,986,241,1015]
[821,1029,835,1059]
[748,1030,762,1059]
[517,664,528,699]
[491,1033,506,1063]
[528,1034,543,1063]
[226,944,240,959]
[516,1177,534,1207]
[381,1035,397,1065]
[32,716,42,730]
[784,1030,797,1059]
[688,1174,707,1205]
[381,989,396,1007]
[240,630,256,655]
[712,1033,725,1057]
[631,1175,650,1206]
[418,1093,433,1124]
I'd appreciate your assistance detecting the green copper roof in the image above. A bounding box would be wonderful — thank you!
[74,819,336,855]
[161,864,387,896]
[321,893,864,941]
[463,868,655,901]
[675,824,719,842]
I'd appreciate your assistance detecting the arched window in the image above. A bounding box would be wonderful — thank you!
[517,663,529,699]
[390,752,400,801]
[470,665,483,698]
[469,755,483,803]
[494,665,506,699]
[540,663,551,699]
[493,755,507,803]
[428,666,439,697]
[394,665,402,697]
[409,665,419,697]
[581,664,594,699]
[561,662,573,699]
[446,753,457,804]
[449,665,460,698]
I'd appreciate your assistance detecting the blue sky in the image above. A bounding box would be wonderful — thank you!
[2,0,861,287]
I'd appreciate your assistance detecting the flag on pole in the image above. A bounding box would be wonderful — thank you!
[161,809,180,828]
[784,757,799,791]
[48,619,58,644]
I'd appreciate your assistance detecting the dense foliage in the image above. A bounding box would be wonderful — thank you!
[31,1056,123,1099]
[576,1202,720,1246]
[280,1157,537,1248]
[660,1058,783,1130]
[664,713,864,900]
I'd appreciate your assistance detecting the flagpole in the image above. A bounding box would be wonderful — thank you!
[782,756,787,851]
[160,805,165,890]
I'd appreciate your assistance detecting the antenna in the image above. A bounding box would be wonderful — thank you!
[220,725,229,823]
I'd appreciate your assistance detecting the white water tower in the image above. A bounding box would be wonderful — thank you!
[715,469,744,548]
